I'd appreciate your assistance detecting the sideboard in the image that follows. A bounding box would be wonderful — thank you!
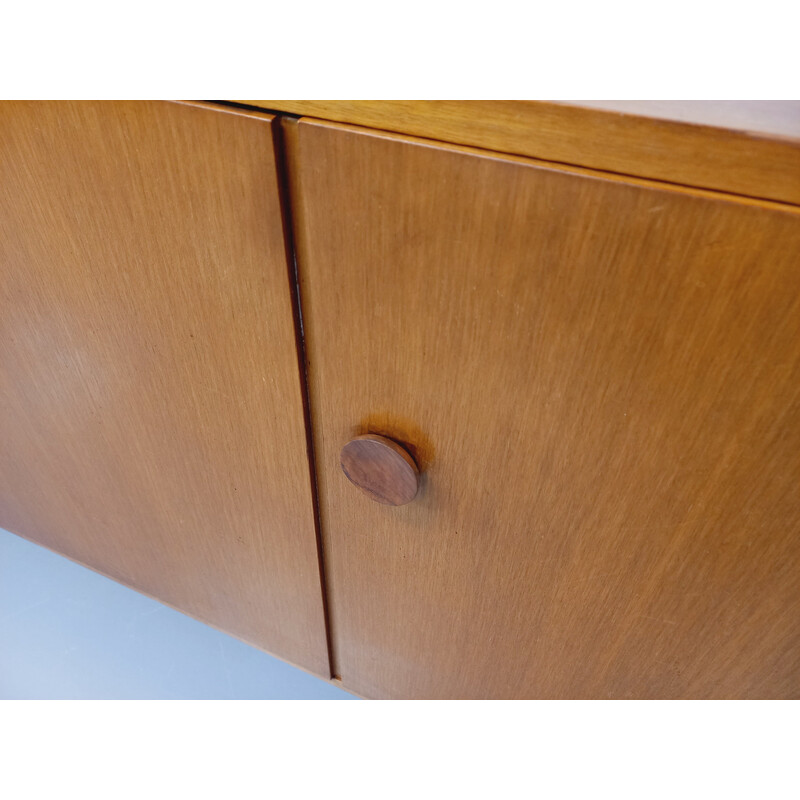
[2,100,799,698]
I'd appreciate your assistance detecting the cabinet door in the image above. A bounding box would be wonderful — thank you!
[0,102,329,676]
[287,119,800,698]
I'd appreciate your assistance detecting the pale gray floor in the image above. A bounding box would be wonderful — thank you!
[0,527,353,699]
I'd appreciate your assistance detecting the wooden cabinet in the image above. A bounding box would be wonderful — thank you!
[0,102,330,676]
[3,101,800,698]
[286,118,800,699]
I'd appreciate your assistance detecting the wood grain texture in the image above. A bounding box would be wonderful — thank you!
[287,118,800,699]
[0,101,330,677]
[340,434,419,506]
[250,100,800,205]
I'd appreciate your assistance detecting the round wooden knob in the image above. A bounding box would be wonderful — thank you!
[340,434,420,506]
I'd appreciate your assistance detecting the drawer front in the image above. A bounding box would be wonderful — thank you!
[0,102,329,676]
[289,119,800,698]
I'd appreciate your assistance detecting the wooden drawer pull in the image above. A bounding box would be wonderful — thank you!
[339,434,420,506]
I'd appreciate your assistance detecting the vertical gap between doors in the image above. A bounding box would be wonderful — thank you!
[271,115,340,681]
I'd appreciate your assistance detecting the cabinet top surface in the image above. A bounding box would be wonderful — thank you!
[247,100,800,206]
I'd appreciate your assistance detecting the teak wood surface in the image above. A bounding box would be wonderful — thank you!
[254,100,800,206]
[0,101,330,677]
[287,118,800,699]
